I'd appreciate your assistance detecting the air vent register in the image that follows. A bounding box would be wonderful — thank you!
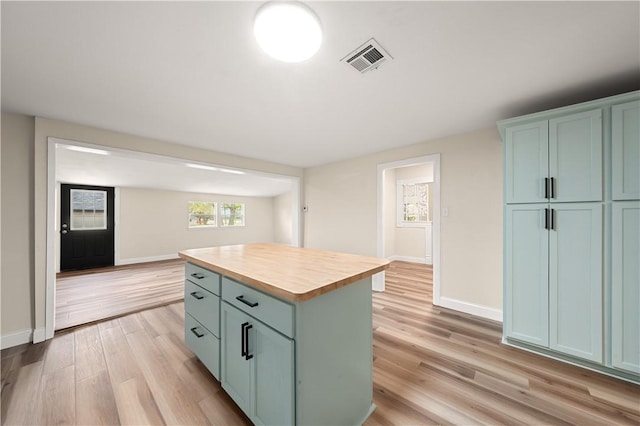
[341,38,393,74]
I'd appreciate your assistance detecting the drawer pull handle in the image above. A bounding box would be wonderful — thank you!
[550,177,556,199]
[236,295,259,308]
[191,273,205,280]
[190,291,204,300]
[241,322,253,361]
[190,327,205,338]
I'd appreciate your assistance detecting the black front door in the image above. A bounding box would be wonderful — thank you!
[60,184,115,271]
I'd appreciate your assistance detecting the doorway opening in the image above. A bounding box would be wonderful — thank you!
[45,137,302,337]
[376,154,441,303]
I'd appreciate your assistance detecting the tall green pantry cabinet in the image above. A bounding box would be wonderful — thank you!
[499,91,640,383]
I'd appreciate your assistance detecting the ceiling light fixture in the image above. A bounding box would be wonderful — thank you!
[253,1,322,62]
[65,145,110,156]
[186,163,246,175]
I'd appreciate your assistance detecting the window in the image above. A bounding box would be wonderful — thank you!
[188,201,217,228]
[220,203,245,227]
[70,189,107,230]
[397,179,429,227]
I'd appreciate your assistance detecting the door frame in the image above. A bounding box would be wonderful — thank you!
[44,137,302,340]
[375,154,441,302]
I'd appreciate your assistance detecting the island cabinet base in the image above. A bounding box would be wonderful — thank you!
[180,244,389,426]
[293,277,374,426]
[218,275,375,426]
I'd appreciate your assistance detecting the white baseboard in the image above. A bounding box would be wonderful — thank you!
[436,296,503,322]
[1,328,33,349]
[117,254,180,266]
[387,255,428,264]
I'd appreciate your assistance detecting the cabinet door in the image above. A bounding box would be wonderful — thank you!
[505,204,549,346]
[612,101,640,200]
[252,320,294,426]
[611,202,640,374]
[221,302,252,415]
[549,109,602,202]
[505,121,549,204]
[549,203,602,362]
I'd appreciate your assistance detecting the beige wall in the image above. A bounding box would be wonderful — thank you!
[4,111,501,343]
[273,191,293,245]
[1,113,35,340]
[32,117,303,339]
[118,188,275,261]
[304,127,503,312]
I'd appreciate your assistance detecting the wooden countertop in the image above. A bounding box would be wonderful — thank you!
[179,243,390,302]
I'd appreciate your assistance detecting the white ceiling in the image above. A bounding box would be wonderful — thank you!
[2,1,639,170]
[54,140,295,197]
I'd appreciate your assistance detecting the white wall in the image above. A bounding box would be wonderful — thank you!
[304,127,503,317]
[117,187,275,262]
[383,168,396,257]
[273,190,293,245]
[1,113,35,347]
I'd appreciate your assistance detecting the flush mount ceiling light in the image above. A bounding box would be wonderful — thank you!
[64,145,110,156]
[253,1,322,62]
[186,163,246,175]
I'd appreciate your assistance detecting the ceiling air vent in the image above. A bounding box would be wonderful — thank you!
[341,38,393,74]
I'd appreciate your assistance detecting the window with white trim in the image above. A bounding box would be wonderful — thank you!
[397,179,429,227]
[220,203,245,227]
[188,201,217,228]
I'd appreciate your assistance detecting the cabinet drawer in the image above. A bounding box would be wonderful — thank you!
[186,263,221,295]
[222,277,294,338]
[185,313,220,380]
[185,280,220,337]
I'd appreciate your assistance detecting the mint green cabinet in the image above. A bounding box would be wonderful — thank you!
[505,110,602,204]
[500,91,639,383]
[220,302,252,414]
[549,204,602,363]
[612,101,640,200]
[505,121,549,203]
[505,203,603,363]
[184,265,221,380]
[253,315,294,425]
[505,204,549,347]
[549,110,602,202]
[220,301,294,426]
[611,202,640,375]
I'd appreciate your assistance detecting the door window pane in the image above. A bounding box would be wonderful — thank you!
[70,189,108,230]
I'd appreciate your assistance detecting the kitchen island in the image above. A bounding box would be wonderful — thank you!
[179,243,389,426]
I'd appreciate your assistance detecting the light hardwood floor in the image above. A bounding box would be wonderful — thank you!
[55,259,186,330]
[2,260,639,425]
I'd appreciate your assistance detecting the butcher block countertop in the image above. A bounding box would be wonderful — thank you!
[178,243,389,302]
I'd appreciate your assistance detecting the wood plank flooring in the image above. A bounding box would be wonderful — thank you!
[2,260,638,425]
[55,259,185,330]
